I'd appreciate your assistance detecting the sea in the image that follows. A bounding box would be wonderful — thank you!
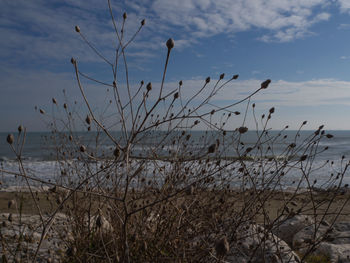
[1,130,350,189]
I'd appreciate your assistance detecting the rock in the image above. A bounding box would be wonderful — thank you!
[293,223,329,252]
[217,223,300,263]
[293,221,350,262]
[273,215,314,248]
[87,214,113,234]
[316,242,350,263]
[0,213,70,262]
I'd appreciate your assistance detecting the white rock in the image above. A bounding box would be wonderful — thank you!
[210,223,300,263]
[273,215,314,247]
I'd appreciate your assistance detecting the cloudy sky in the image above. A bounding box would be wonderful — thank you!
[2,0,350,131]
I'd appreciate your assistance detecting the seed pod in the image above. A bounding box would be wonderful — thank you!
[146,82,152,91]
[269,107,275,114]
[85,115,92,125]
[300,155,308,161]
[326,134,334,138]
[39,109,45,114]
[75,25,80,33]
[114,148,120,158]
[63,103,68,109]
[234,111,240,115]
[238,127,248,134]
[208,144,216,153]
[232,74,239,79]
[7,134,14,144]
[174,92,179,99]
[289,143,296,148]
[96,215,102,228]
[261,79,271,89]
[8,200,16,209]
[179,80,183,86]
[140,80,144,85]
[80,145,86,152]
[70,57,76,64]
[18,125,23,133]
[252,103,255,108]
[141,19,145,26]
[302,121,307,125]
[215,236,229,257]
[123,12,127,20]
[205,77,210,83]
[166,38,174,50]
[186,185,194,195]
[52,98,57,104]
[219,73,225,79]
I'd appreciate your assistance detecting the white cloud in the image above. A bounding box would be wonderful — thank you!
[151,0,332,42]
[337,0,350,13]
[0,0,349,68]
[157,77,350,108]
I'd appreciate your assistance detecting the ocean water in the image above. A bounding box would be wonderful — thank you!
[1,130,350,188]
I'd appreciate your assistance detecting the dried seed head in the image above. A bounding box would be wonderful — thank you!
[205,77,211,83]
[113,148,120,158]
[232,74,239,79]
[269,107,275,114]
[80,145,86,152]
[141,19,145,26]
[179,80,183,86]
[326,134,334,139]
[300,155,308,161]
[85,115,92,125]
[234,111,240,115]
[215,236,229,257]
[18,125,23,133]
[75,25,80,33]
[186,185,194,195]
[52,98,57,104]
[8,200,16,209]
[261,79,271,89]
[39,109,45,114]
[146,82,152,91]
[6,134,14,144]
[220,73,225,79]
[63,103,68,109]
[208,144,216,153]
[238,127,248,134]
[96,215,102,228]
[140,80,144,85]
[174,92,179,100]
[211,109,215,115]
[289,143,296,148]
[252,103,255,108]
[123,12,127,20]
[302,121,307,125]
[70,57,76,64]
[166,38,174,50]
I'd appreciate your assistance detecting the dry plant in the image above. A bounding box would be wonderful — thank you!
[2,2,350,263]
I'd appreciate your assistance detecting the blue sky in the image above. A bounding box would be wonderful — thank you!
[2,0,350,131]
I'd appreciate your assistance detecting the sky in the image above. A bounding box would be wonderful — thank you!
[2,0,350,131]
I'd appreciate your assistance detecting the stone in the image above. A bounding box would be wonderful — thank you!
[209,223,300,263]
[273,215,314,247]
